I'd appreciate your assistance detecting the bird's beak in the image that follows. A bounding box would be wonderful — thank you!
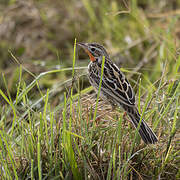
[77,42,96,62]
[77,42,88,49]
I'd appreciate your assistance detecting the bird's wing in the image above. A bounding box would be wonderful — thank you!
[91,60,136,107]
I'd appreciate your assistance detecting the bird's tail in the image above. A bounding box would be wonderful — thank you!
[127,108,158,144]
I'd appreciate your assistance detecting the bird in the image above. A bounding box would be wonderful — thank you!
[77,42,158,144]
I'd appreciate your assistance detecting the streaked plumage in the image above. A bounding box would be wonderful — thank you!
[77,42,158,144]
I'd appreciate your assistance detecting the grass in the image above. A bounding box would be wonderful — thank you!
[1,43,179,179]
[0,0,180,179]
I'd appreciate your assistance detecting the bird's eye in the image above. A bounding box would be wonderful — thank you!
[91,47,96,52]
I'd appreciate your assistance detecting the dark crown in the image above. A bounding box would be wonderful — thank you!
[87,43,110,58]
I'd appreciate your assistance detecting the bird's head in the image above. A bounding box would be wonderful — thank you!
[77,42,109,63]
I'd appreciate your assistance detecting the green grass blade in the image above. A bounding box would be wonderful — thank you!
[37,128,42,180]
